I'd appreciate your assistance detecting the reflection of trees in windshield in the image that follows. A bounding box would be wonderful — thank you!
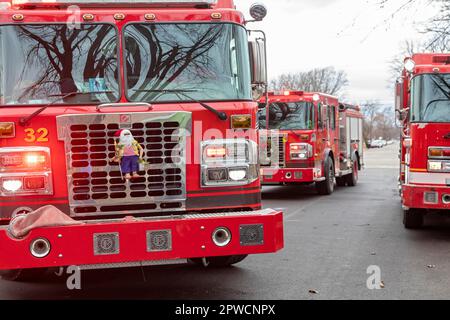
[124,23,251,102]
[262,102,314,130]
[412,74,450,122]
[0,24,119,104]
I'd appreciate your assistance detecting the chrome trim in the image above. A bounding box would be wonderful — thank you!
[0,146,53,197]
[57,112,191,217]
[35,209,279,226]
[93,232,120,256]
[424,191,439,204]
[146,229,172,252]
[200,139,259,187]
[30,237,51,258]
[443,195,450,204]
[212,227,232,247]
[240,224,264,246]
[78,259,188,271]
[97,102,152,111]
[183,208,277,219]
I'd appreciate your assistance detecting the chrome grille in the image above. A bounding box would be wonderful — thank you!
[57,112,191,217]
[260,131,286,168]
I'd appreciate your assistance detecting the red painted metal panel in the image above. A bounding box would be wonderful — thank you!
[0,210,283,270]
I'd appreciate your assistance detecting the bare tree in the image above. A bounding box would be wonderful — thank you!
[361,100,381,145]
[361,100,399,145]
[270,66,349,96]
[389,40,424,79]
[423,0,450,51]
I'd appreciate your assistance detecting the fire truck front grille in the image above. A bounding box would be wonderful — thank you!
[260,132,286,168]
[57,112,191,217]
[278,135,286,168]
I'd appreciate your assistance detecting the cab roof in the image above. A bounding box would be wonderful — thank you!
[409,53,450,74]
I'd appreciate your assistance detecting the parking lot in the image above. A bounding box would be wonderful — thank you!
[1,143,450,300]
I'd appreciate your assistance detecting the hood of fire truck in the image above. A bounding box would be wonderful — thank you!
[410,123,450,169]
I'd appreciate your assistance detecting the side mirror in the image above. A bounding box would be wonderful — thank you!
[249,35,267,100]
[395,77,404,121]
[249,39,267,84]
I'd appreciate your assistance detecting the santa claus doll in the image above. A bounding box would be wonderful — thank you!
[112,129,145,180]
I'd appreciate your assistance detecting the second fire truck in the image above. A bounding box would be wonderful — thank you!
[396,53,450,229]
[259,91,364,195]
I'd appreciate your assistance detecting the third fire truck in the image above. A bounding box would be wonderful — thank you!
[396,54,450,229]
[259,91,364,195]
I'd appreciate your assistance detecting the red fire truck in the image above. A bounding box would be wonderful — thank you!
[259,91,364,195]
[396,54,450,229]
[0,0,284,280]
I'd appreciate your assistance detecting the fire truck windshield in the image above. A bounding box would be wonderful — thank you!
[411,73,450,123]
[0,24,120,106]
[259,102,314,130]
[124,23,252,103]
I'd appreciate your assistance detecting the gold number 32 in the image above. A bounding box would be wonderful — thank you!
[24,128,49,143]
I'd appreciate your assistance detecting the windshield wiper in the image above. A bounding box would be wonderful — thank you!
[134,89,228,121]
[19,91,113,126]
[430,75,450,100]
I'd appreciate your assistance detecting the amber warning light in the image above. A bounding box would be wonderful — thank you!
[0,123,15,138]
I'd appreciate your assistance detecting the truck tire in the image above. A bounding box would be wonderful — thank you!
[190,255,248,268]
[346,161,359,187]
[403,209,424,229]
[316,157,335,195]
[0,268,48,282]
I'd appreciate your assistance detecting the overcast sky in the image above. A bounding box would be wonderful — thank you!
[236,0,439,105]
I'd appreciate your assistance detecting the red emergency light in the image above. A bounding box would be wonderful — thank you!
[12,0,218,7]
[432,55,450,65]
[269,91,304,97]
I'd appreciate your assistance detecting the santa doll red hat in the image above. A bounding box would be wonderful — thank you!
[112,129,144,180]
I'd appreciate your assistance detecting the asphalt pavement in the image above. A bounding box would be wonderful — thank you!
[1,143,450,300]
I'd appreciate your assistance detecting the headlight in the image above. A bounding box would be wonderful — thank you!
[0,147,50,172]
[201,139,258,187]
[0,147,53,196]
[428,160,450,172]
[290,143,313,160]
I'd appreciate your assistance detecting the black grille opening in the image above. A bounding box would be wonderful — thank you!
[161,202,182,209]
[100,204,157,212]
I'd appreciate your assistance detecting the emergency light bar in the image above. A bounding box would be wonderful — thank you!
[12,0,218,8]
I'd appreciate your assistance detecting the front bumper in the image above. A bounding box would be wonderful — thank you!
[261,167,316,184]
[402,184,450,210]
[0,209,283,271]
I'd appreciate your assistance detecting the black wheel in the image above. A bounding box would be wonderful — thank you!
[346,160,359,187]
[336,177,347,187]
[0,268,48,282]
[316,157,335,195]
[403,209,424,229]
[189,255,248,268]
